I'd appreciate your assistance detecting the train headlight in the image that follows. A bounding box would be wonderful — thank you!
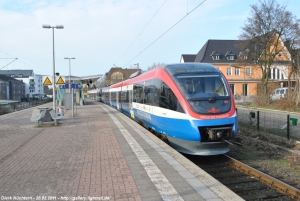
[216,131,223,138]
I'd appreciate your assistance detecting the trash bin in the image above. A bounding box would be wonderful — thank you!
[250,111,255,118]
[290,118,298,126]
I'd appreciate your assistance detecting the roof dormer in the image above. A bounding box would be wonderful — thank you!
[225,51,235,60]
[210,51,220,60]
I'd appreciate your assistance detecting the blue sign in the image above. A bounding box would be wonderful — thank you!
[60,84,81,89]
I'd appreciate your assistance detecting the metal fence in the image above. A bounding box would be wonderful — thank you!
[237,107,300,141]
[0,99,52,115]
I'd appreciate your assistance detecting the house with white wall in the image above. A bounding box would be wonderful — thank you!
[0,70,44,99]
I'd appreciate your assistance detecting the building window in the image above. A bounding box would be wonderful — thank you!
[235,67,240,76]
[246,68,251,76]
[228,55,235,60]
[111,72,123,80]
[243,84,248,96]
[226,67,232,76]
[230,84,235,95]
[225,51,235,60]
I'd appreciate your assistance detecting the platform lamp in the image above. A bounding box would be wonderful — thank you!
[42,24,64,118]
[64,57,75,93]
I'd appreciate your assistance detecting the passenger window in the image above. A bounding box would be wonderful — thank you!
[144,80,154,105]
[133,84,143,103]
[159,82,184,113]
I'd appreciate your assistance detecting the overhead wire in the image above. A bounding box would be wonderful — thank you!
[0,49,32,70]
[114,0,168,66]
[123,0,207,67]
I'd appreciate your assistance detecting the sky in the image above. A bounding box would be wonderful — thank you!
[0,0,299,77]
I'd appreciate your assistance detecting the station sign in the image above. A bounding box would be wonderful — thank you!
[59,84,81,89]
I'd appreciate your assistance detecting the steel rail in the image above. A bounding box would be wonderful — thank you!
[225,154,300,200]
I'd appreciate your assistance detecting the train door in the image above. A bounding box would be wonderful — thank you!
[118,91,122,111]
[109,92,112,106]
[119,83,123,111]
[128,84,134,119]
[128,86,132,104]
[116,91,119,110]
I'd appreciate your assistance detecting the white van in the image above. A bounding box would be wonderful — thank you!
[270,87,294,101]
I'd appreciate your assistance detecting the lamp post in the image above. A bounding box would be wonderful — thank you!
[42,24,64,114]
[64,57,75,93]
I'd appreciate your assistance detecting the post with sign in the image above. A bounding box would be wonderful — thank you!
[62,83,79,117]
[72,88,74,117]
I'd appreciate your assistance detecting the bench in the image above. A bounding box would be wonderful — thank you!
[31,110,46,126]
[50,110,63,126]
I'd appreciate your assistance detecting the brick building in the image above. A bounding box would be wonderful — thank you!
[101,67,141,87]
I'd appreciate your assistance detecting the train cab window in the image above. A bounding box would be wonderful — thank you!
[179,75,231,114]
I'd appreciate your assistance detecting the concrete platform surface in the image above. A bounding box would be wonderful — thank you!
[0,100,243,201]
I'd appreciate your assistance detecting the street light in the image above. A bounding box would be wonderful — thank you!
[64,57,75,92]
[42,24,64,115]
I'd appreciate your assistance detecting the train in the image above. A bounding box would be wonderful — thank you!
[88,63,238,155]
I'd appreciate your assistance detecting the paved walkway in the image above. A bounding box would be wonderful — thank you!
[0,100,243,201]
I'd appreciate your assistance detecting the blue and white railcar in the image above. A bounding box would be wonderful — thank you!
[97,63,238,155]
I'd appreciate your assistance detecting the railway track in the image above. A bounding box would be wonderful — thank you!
[185,154,300,201]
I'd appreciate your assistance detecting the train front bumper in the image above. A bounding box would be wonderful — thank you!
[167,136,230,155]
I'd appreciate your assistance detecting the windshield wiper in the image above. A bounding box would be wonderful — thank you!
[208,85,223,103]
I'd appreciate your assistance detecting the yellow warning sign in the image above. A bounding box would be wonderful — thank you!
[56,76,65,85]
[43,77,52,85]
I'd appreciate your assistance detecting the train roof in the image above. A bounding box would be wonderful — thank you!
[107,63,220,88]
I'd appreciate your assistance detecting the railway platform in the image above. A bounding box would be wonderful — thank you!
[0,100,243,201]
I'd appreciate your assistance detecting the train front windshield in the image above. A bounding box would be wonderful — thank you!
[165,64,231,115]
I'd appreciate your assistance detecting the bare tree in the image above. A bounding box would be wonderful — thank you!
[238,0,300,103]
[147,62,165,70]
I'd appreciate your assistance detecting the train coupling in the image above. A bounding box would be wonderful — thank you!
[207,126,232,140]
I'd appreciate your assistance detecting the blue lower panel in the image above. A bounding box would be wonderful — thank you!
[133,108,237,141]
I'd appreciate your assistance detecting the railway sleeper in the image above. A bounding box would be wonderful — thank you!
[213,172,245,179]
[241,190,289,200]
[220,177,257,185]
[228,183,268,193]
[202,166,234,173]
